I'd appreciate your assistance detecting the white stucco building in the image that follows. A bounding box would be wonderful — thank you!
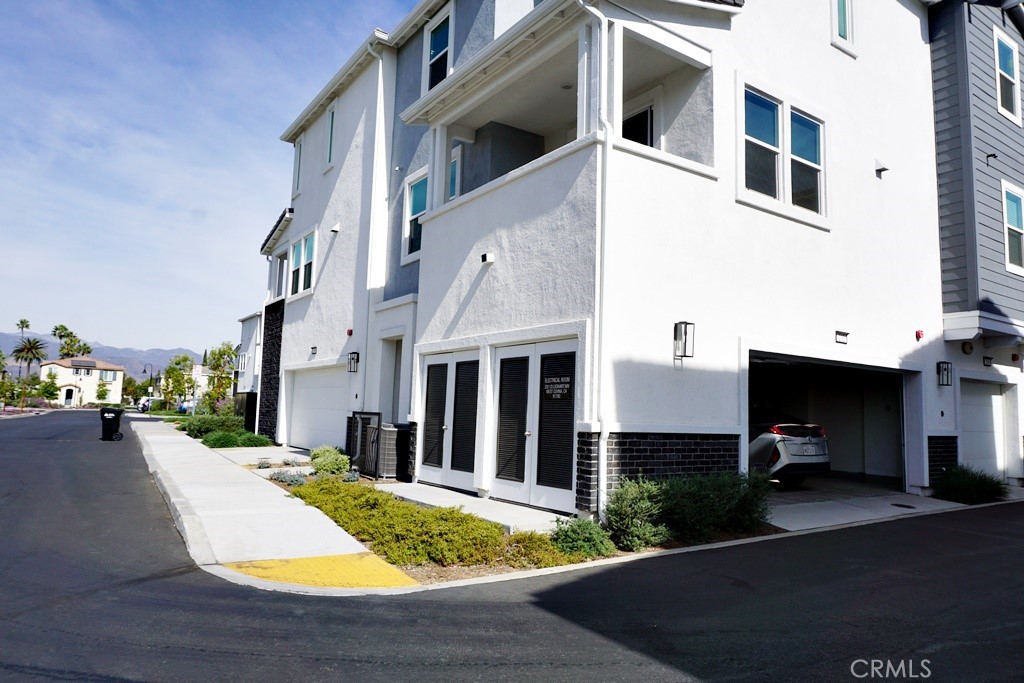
[41,357,125,407]
[251,0,1024,515]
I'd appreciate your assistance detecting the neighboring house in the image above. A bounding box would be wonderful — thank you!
[41,357,124,407]
[254,0,1023,516]
[235,311,262,431]
[929,0,1024,481]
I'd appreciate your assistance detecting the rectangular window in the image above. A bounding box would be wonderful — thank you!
[449,146,461,200]
[326,106,336,166]
[423,5,453,93]
[836,0,851,41]
[289,231,316,295]
[623,107,654,147]
[73,368,82,376]
[744,90,780,199]
[274,253,287,298]
[85,369,93,376]
[290,241,302,295]
[995,28,1021,125]
[743,86,825,217]
[99,370,115,381]
[407,173,428,256]
[292,137,303,196]
[302,233,314,290]
[1004,180,1024,275]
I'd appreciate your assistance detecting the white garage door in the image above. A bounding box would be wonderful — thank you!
[959,381,1004,478]
[288,368,349,450]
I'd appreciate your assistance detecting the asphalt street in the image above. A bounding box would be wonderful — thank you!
[1,410,1023,682]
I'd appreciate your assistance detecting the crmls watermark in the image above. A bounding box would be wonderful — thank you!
[850,659,932,679]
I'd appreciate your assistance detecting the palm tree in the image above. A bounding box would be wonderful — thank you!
[16,319,29,378]
[12,337,46,411]
[51,324,71,340]
[12,338,46,378]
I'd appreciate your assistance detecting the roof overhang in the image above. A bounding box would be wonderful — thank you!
[401,0,581,126]
[260,208,294,256]
[943,310,1024,347]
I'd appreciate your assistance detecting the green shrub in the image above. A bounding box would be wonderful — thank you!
[551,517,616,559]
[660,472,772,543]
[932,465,1008,505]
[502,531,574,568]
[292,480,506,566]
[182,414,244,439]
[269,470,308,486]
[237,432,271,447]
[310,444,346,461]
[202,430,240,448]
[604,477,670,551]
[312,451,351,475]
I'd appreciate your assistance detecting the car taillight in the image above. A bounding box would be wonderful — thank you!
[812,425,826,438]
[768,425,785,435]
[767,445,781,468]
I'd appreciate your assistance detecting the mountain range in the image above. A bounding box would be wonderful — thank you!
[0,332,201,380]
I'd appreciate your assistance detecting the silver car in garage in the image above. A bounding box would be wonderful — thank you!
[748,416,829,487]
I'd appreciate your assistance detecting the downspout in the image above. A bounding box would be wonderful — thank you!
[577,0,611,519]
[362,39,386,413]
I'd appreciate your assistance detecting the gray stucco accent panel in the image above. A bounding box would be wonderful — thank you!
[461,121,545,194]
[963,4,1024,319]
[454,0,491,69]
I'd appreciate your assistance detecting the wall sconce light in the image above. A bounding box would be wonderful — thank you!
[347,351,360,373]
[481,253,495,264]
[310,346,317,356]
[835,331,849,344]
[673,321,695,359]
[983,356,993,367]
[937,361,952,387]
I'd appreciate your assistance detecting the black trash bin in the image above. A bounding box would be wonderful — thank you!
[100,407,125,441]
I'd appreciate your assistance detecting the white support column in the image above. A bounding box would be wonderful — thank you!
[608,21,623,138]
[429,124,450,210]
[577,22,593,138]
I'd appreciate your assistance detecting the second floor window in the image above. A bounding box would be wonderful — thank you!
[744,87,824,215]
[407,172,428,257]
[995,27,1021,125]
[424,5,452,93]
[292,137,303,196]
[326,106,336,166]
[289,232,316,295]
[1004,180,1024,274]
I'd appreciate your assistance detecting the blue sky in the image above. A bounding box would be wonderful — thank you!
[0,0,416,353]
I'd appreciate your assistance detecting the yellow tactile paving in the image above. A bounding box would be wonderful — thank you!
[224,553,419,588]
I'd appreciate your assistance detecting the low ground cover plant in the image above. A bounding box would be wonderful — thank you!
[291,479,576,568]
[199,429,271,448]
[551,517,616,559]
[310,444,350,475]
[932,465,1008,505]
[604,472,772,550]
[181,414,244,439]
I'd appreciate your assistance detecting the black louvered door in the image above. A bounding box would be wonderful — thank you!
[536,352,574,490]
[422,363,447,468]
[495,356,529,482]
[450,361,478,473]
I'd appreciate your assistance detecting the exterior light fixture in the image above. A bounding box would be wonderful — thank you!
[983,356,993,367]
[310,346,317,356]
[347,351,360,373]
[673,322,695,359]
[835,331,849,344]
[937,361,952,387]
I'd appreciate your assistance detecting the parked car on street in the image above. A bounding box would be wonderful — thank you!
[177,399,194,414]
[137,397,151,413]
[748,415,829,488]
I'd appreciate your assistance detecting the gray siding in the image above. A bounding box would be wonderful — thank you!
[963,5,1024,319]
[931,0,973,314]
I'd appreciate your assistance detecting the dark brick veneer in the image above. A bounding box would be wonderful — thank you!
[928,435,958,484]
[576,432,600,512]
[257,299,284,441]
[607,432,739,492]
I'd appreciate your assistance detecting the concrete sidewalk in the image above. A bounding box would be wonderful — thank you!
[131,418,417,591]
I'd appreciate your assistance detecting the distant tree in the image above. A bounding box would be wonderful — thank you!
[163,354,195,404]
[202,349,208,366]
[96,381,109,402]
[202,342,236,412]
[122,375,139,403]
[15,319,29,378]
[12,338,46,379]
[40,370,59,402]
[52,325,93,358]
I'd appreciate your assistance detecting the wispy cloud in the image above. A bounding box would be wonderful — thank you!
[0,0,415,351]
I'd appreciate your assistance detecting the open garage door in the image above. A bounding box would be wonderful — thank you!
[749,352,905,490]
